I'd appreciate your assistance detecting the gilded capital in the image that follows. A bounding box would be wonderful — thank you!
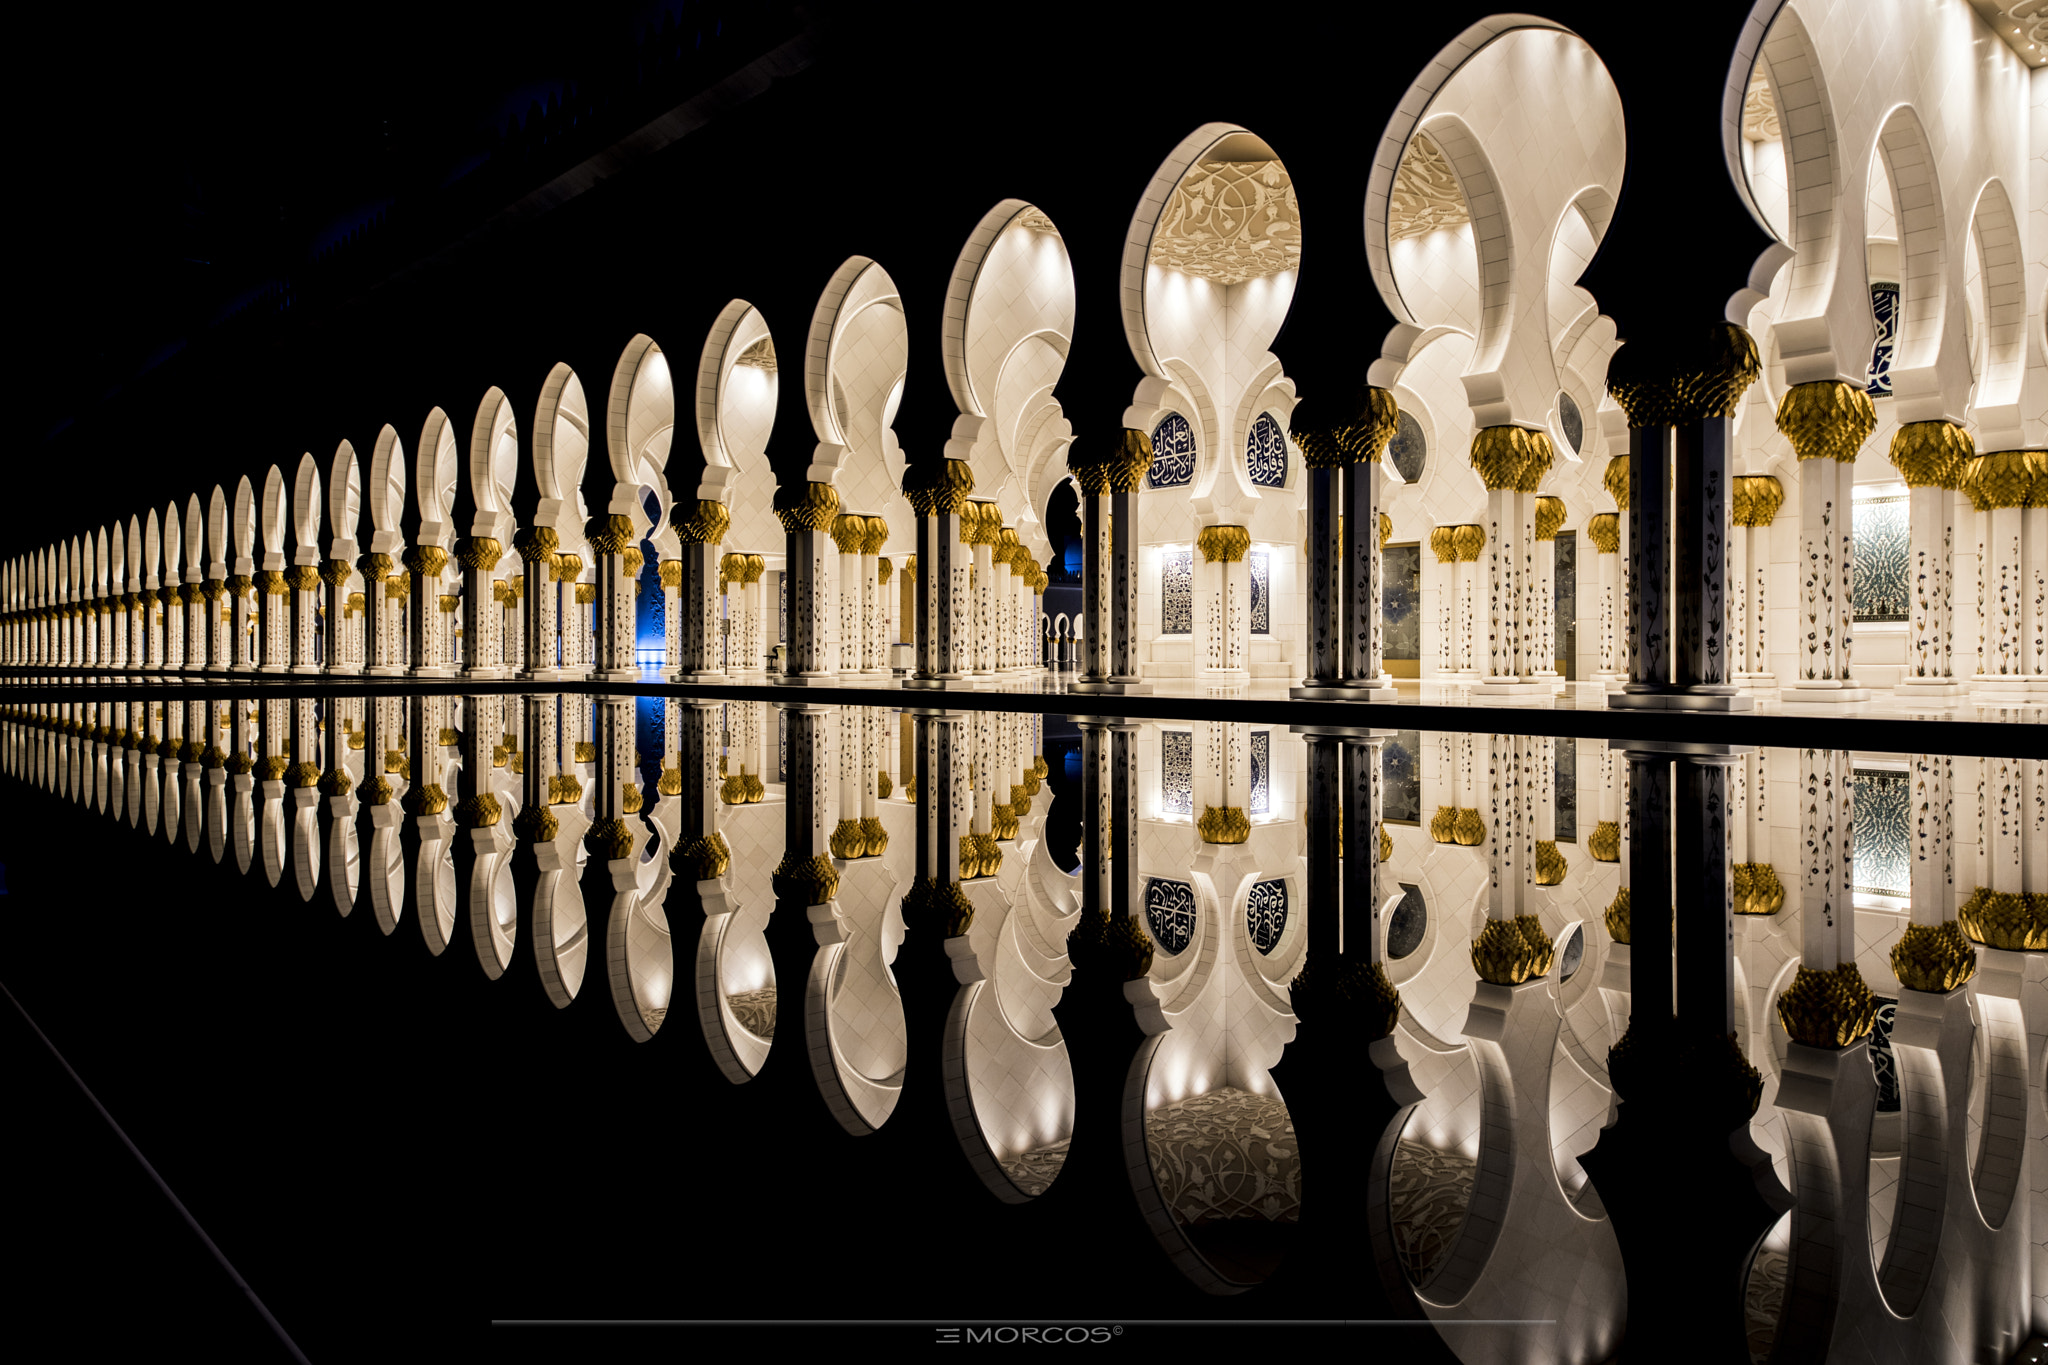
[860,517,890,555]
[1775,960,1878,1047]
[1196,525,1251,563]
[1776,381,1877,463]
[1472,914,1556,985]
[1730,475,1784,528]
[1890,919,1977,992]
[1606,322,1760,426]
[513,526,559,562]
[1586,514,1620,555]
[1889,420,1973,490]
[1470,425,1553,493]
[904,459,974,515]
[1290,385,1399,467]
[1958,886,2048,950]
[657,560,684,588]
[1533,496,1566,542]
[584,515,638,555]
[771,851,840,904]
[773,482,841,532]
[1533,839,1567,885]
[1604,886,1631,942]
[829,513,869,555]
[1428,526,1458,564]
[454,536,505,572]
[1959,452,2043,512]
[673,500,732,545]
[1197,804,1250,843]
[1451,525,1485,563]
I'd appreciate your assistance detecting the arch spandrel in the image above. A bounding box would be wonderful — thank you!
[1966,177,2027,437]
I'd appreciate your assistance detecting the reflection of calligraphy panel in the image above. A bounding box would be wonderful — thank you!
[1869,997,1899,1113]
[1246,413,1288,488]
[1247,879,1287,955]
[1162,549,1194,635]
[1250,731,1270,815]
[1381,730,1421,824]
[1382,544,1420,664]
[1146,878,1197,955]
[1852,768,1909,897]
[1249,551,1270,635]
[1852,496,1909,624]
[1150,413,1195,488]
[1162,729,1193,815]
[1555,737,1577,842]
[777,707,788,784]
[1387,883,1426,959]
[1387,409,1427,485]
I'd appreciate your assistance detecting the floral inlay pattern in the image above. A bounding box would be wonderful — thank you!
[1852,767,1909,898]
[1852,494,1909,624]
[1163,548,1194,635]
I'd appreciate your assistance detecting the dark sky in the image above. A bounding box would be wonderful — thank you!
[20,2,696,446]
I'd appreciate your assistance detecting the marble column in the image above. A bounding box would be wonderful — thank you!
[672,500,731,683]
[1961,451,2039,694]
[1472,426,1552,694]
[1341,733,1388,960]
[1777,382,1876,702]
[1340,450,1394,697]
[1197,525,1250,683]
[1074,459,1114,685]
[769,484,838,686]
[1890,422,1975,697]
[512,528,560,678]
[405,544,452,677]
[1587,511,1623,685]
[1729,475,1782,689]
[831,513,865,675]
[862,520,889,677]
[453,534,504,679]
[1452,524,1484,677]
[964,502,997,678]
[906,463,971,686]
[1533,495,1565,682]
[991,525,1017,674]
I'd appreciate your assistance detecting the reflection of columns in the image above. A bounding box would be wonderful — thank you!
[907,463,971,685]
[1341,733,1387,960]
[913,710,967,926]
[770,705,838,904]
[1472,426,1551,691]
[1483,734,1530,923]
[1301,457,1341,690]
[673,500,730,682]
[1341,455,1393,695]
[1779,381,1875,701]
[1730,476,1782,687]
[1532,495,1564,680]
[1891,422,1973,694]
[1197,525,1250,681]
[1775,748,1879,1042]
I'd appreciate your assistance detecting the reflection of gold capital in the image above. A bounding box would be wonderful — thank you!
[1197,805,1250,844]
[1890,919,1977,992]
[1957,886,2048,949]
[675,833,732,880]
[858,816,888,856]
[1534,840,1567,885]
[1451,807,1485,845]
[1604,886,1631,942]
[1734,862,1784,915]
[513,804,558,843]
[1472,915,1555,985]
[829,818,868,860]
[454,793,503,828]
[1288,955,1400,1037]
[587,817,637,860]
[1588,819,1620,861]
[770,851,840,904]
[1776,380,1876,463]
[1067,910,1153,980]
[1429,805,1457,844]
[1776,960,1878,1047]
[1379,822,1392,862]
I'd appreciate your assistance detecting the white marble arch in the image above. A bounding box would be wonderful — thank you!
[531,363,590,539]
[231,474,256,574]
[290,453,322,569]
[327,441,362,669]
[605,332,676,534]
[809,847,910,1136]
[259,465,288,573]
[181,493,203,582]
[1965,177,2026,439]
[605,818,679,1043]
[804,257,908,533]
[365,425,406,555]
[468,387,520,549]
[529,804,594,1007]
[1872,102,1973,424]
[414,407,461,552]
[1372,28,1625,436]
[696,797,782,1085]
[943,198,1075,562]
[695,300,779,561]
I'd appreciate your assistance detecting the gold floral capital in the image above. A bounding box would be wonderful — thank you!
[585,515,638,555]
[1890,421,1973,490]
[1586,514,1620,555]
[771,851,840,904]
[773,483,840,532]
[1291,385,1399,468]
[1196,525,1251,564]
[1604,886,1631,942]
[1776,960,1878,1047]
[1959,452,2043,512]
[1470,425,1554,492]
[1891,919,1978,992]
[1534,840,1567,886]
[1607,323,1761,426]
[1452,807,1485,845]
[1197,805,1250,844]
[1958,886,2048,950]
[454,537,504,572]
[1451,525,1485,563]
[1776,381,1877,463]
[1731,475,1784,528]
[1429,526,1458,564]
[1472,915,1556,985]
[1533,496,1567,542]
[673,500,732,546]
[513,527,560,562]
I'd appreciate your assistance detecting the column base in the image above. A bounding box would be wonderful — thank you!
[684,670,731,685]
[519,668,567,682]
[1892,678,1966,701]
[1069,679,1152,696]
[410,667,456,679]
[1784,682,1871,704]
[1472,678,1557,699]
[901,675,970,690]
[1607,689,1756,711]
[1733,671,1777,690]
[595,669,642,683]
[771,673,840,688]
[364,665,406,677]
[291,663,323,676]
